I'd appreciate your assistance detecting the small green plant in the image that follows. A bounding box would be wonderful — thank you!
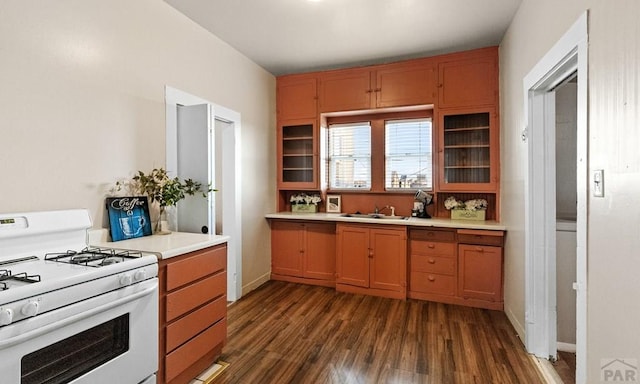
[115,168,213,232]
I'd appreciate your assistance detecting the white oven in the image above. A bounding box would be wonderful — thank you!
[0,210,159,384]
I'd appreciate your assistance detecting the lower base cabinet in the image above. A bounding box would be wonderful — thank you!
[336,224,407,299]
[158,243,227,384]
[408,228,504,310]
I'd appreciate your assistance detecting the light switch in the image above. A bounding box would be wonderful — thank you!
[593,169,604,197]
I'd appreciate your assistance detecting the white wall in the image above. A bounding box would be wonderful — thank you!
[0,0,276,293]
[501,0,640,381]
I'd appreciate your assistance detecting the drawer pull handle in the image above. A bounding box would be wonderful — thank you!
[427,244,435,249]
[476,247,484,252]
[428,258,436,264]
[427,275,435,282]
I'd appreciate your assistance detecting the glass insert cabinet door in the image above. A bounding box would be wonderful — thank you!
[438,109,497,191]
[278,120,318,188]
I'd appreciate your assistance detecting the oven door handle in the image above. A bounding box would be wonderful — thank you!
[0,281,158,349]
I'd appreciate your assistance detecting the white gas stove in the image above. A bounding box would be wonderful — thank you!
[0,209,158,384]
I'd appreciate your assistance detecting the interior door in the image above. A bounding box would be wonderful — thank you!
[176,103,213,234]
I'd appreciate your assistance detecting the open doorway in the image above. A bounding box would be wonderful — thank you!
[523,13,587,383]
[165,86,243,302]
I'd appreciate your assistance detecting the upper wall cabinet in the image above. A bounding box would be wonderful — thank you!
[277,75,317,120]
[437,47,498,108]
[318,60,437,113]
[277,119,318,189]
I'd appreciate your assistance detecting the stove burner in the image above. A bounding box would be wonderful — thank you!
[0,269,41,290]
[45,247,142,267]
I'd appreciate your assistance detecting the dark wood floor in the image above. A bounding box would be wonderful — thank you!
[552,351,576,384]
[215,281,544,384]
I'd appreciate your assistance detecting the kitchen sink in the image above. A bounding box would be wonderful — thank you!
[340,213,409,220]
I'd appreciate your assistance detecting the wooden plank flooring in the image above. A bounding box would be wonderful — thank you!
[214,281,544,384]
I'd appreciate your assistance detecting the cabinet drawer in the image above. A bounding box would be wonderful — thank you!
[410,240,456,258]
[166,245,227,291]
[165,317,227,383]
[411,255,456,275]
[166,272,226,322]
[166,295,227,353]
[410,272,456,296]
[410,229,456,242]
[457,229,504,246]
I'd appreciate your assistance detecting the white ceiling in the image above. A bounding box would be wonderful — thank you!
[164,0,521,76]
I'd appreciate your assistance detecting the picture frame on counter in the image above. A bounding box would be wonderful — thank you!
[106,196,152,241]
[326,194,342,213]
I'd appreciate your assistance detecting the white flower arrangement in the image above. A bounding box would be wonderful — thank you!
[290,193,322,205]
[444,196,488,211]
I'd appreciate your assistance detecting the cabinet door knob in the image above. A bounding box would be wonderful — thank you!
[476,247,484,252]
[428,258,436,264]
[427,275,436,282]
[427,244,435,249]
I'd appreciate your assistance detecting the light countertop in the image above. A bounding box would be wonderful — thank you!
[90,229,229,259]
[265,212,506,231]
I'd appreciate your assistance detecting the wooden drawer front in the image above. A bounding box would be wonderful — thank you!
[166,245,227,291]
[166,272,226,322]
[166,295,227,353]
[409,272,456,296]
[165,317,227,383]
[411,255,456,275]
[457,230,504,246]
[410,229,456,242]
[410,240,456,258]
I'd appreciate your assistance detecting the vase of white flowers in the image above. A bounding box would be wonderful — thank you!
[444,196,488,221]
[290,193,321,213]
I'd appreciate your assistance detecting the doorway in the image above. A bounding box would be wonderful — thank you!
[523,13,587,383]
[165,86,243,302]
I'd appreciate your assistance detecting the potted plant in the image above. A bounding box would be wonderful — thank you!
[444,196,488,221]
[116,168,213,233]
[290,192,321,213]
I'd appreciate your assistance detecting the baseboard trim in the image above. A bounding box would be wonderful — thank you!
[242,272,270,296]
[504,304,526,341]
[531,355,563,384]
[557,342,576,353]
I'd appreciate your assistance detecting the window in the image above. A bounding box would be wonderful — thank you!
[385,118,432,190]
[328,122,371,190]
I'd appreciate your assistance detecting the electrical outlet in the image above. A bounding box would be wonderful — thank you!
[593,169,604,197]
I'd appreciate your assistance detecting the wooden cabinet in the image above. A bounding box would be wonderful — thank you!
[277,75,317,120]
[408,228,457,298]
[336,224,407,299]
[158,244,227,384]
[318,61,436,112]
[277,119,318,189]
[438,107,499,192]
[271,220,336,287]
[437,47,498,108]
[408,228,504,310]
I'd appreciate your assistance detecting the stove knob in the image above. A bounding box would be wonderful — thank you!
[119,273,133,286]
[21,301,39,317]
[0,308,13,325]
[134,269,147,281]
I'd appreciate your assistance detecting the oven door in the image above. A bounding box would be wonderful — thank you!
[0,278,158,384]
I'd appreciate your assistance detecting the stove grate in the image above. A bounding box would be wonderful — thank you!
[44,247,143,267]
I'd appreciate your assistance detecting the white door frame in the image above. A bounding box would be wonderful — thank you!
[522,12,587,383]
[165,86,243,302]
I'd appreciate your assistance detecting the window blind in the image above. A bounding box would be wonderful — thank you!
[328,122,371,190]
[385,118,433,190]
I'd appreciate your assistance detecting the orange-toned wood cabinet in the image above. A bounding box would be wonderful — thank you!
[336,223,407,299]
[271,220,336,287]
[408,228,458,299]
[277,119,319,189]
[318,60,437,113]
[437,107,499,192]
[457,229,504,306]
[437,47,498,108]
[158,244,227,384]
[408,228,504,310]
[277,75,317,120]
